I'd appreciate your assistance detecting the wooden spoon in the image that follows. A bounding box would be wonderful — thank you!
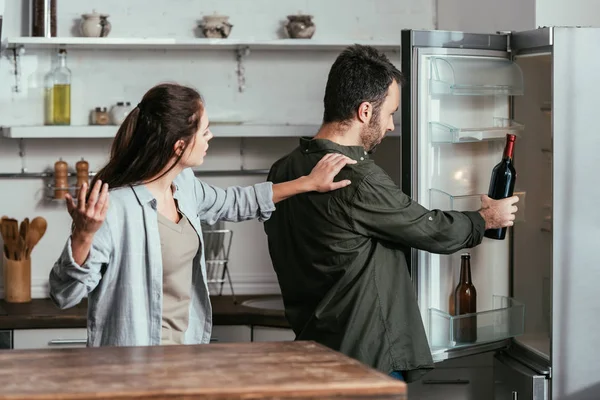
[26,217,47,259]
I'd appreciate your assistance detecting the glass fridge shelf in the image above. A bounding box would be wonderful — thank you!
[429,295,525,351]
[430,189,526,222]
[429,56,524,96]
[429,117,524,143]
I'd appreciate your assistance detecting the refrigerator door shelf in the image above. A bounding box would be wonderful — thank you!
[429,295,525,353]
[429,56,524,96]
[429,117,524,143]
[430,188,526,223]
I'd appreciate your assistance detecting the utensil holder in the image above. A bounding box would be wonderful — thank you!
[2,255,31,303]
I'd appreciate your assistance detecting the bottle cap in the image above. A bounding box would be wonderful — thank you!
[461,253,471,258]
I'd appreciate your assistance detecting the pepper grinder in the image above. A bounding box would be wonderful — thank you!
[53,158,69,199]
[76,158,89,197]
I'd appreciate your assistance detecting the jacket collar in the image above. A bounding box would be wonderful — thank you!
[299,137,370,162]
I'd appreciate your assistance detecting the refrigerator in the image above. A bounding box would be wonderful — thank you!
[400,27,600,400]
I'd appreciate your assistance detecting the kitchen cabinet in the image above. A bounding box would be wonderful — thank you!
[11,326,293,348]
[251,326,296,342]
[13,328,87,349]
[210,325,295,343]
[210,325,252,343]
[0,329,12,349]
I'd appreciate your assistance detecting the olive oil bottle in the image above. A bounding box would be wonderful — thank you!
[46,49,71,125]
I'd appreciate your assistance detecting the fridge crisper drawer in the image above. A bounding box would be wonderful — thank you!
[429,295,524,350]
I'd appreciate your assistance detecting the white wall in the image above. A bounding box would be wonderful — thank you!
[437,0,600,34]
[536,0,600,27]
[0,0,422,298]
[437,0,535,33]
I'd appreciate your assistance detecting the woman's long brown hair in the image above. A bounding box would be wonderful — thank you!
[90,83,204,191]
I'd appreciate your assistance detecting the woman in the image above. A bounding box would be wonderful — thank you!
[49,83,356,347]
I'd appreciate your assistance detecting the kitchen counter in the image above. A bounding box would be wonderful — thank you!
[0,295,290,330]
[0,341,406,399]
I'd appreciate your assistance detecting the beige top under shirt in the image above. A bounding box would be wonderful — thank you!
[157,212,199,345]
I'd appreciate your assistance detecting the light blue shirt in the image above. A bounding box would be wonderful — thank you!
[49,168,274,346]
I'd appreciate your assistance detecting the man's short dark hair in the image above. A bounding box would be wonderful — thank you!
[323,44,405,124]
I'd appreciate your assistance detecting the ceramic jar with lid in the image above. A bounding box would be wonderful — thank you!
[80,10,111,37]
[110,102,133,125]
[285,14,316,39]
[198,14,233,38]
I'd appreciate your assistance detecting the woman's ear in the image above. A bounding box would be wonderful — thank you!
[174,139,186,157]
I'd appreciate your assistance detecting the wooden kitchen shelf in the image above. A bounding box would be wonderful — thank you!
[3,37,399,52]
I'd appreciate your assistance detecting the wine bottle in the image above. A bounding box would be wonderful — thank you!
[453,253,477,343]
[484,133,517,240]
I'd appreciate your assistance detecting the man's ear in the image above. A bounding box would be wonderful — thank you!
[357,101,373,124]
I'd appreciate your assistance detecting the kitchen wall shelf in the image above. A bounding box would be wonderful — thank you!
[429,117,524,143]
[0,124,323,139]
[430,188,526,223]
[428,295,525,352]
[2,37,399,93]
[0,125,401,139]
[0,169,270,180]
[429,56,524,96]
[3,37,400,52]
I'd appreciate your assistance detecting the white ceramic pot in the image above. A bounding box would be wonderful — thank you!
[110,102,132,125]
[80,11,111,37]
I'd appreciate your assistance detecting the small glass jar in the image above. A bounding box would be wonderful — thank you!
[110,101,133,125]
[90,107,110,125]
[91,107,110,125]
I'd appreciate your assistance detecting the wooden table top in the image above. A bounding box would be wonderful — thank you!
[0,341,406,399]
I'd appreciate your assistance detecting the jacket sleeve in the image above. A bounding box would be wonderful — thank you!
[348,171,485,254]
[49,220,112,309]
[190,170,276,224]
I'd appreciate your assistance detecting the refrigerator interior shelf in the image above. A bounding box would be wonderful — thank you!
[428,295,525,351]
[430,189,526,222]
[429,117,524,143]
[429,56,524,96]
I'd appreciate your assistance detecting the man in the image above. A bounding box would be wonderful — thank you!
[263,45,519,382]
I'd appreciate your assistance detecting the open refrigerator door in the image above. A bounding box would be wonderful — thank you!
[401,30,527,363]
